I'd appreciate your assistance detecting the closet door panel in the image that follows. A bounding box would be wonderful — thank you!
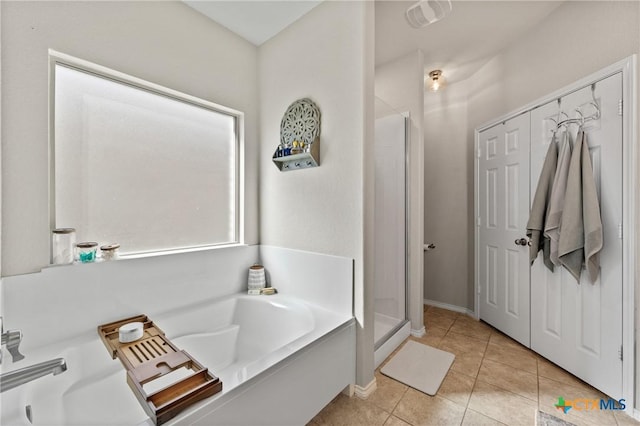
[531,73,623,400]
[478,114,530,346]
[530,99,568,362]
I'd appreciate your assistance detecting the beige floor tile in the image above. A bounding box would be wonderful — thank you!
[368,372,409,413]
[483,342,537,374]
[448,316,492,341]
[613,410,640,425]
[488,330,527,351]
[438,370,476,406]
[410,334,443,348]
[438,331,488,357]
[393,388,466,425]
[426,326,449,339]
[428,306,460,320]
[449,351,485,378]
[425,313,457,330]
[537,357,591,389]
[467,380,538,425]
[461,409,506,425]
[383,415,411,426]
[538,376,616,426]
[309,393,391,426]
[476,358,538,402]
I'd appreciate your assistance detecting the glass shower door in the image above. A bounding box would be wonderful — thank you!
[374,98,408,348]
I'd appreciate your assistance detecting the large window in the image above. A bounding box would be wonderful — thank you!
[52,55,242,256]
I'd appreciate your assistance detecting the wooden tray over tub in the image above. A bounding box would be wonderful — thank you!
[98,315,222,425]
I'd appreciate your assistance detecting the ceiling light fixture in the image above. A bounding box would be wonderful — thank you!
[426,70,445,92]
[406,0,452,28]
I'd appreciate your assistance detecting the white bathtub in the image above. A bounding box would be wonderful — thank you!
[0,294,354,425]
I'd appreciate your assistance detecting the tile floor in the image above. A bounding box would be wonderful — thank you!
[309,305,640,426]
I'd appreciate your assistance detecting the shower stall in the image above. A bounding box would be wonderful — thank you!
[373,97,410,367]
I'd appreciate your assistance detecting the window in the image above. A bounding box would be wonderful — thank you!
[52,54,242,256]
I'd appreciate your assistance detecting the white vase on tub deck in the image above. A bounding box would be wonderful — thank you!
[247,264,266,295]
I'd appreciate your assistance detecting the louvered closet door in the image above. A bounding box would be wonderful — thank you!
[478,114,531,346]
[530,73,623,399]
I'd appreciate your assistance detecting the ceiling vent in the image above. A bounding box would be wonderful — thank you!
[406,0,452,28]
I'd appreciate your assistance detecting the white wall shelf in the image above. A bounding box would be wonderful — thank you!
[272,139,320,171]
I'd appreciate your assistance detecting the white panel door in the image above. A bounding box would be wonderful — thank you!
[478,114,531,346]
[530,73,623,399]
[374,114,407,343]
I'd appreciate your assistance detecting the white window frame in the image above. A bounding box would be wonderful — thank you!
[48,50,245,259]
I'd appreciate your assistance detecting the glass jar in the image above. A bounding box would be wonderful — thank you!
[76,242,98,263]
[100,243,120,261]
[52,228,76,265]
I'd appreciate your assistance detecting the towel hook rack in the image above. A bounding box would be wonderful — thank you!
[555,103,599,129]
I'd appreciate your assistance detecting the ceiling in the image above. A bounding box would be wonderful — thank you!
[376,1,563,84]
[184,1,322,46]
[185,0,563,85]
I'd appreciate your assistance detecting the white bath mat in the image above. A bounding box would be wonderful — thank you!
[381,340,455,396]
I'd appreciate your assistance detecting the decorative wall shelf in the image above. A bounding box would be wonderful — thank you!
[272,137,320,171]
[273,98,321,172]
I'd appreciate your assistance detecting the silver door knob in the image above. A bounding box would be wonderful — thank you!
[515,238,528,246]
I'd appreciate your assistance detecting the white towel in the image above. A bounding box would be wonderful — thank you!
[558,130,603,283]
[526,135,558,271]
[544,131,572,266]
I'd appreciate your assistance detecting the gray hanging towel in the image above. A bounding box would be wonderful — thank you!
[544,131,572,266]
[526,134,558,271]
[558,129,603,283]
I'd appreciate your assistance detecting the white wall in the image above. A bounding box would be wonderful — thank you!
[258,1,374,387]
[423,80,471,309]
[467,1,640,129]
[375,51,425,336]
[1,1,259,276]
[423,0,640,312]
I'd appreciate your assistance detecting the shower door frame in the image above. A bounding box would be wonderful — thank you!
[374,112,410,351]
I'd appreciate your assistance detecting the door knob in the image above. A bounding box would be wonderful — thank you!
[515,238,529,246]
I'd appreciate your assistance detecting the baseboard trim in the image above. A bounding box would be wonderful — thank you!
[342,384,355,397]
[354,377,377,399]
[410,326,426,338]
[424,299,475,317]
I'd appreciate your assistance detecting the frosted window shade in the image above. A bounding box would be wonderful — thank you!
[54,64,239,254]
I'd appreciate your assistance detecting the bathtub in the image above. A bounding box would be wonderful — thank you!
[0,293,355,425]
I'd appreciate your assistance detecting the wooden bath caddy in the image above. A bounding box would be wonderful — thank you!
[98,315,222,425]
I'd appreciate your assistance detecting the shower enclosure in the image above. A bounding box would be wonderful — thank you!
[373,98,410,366]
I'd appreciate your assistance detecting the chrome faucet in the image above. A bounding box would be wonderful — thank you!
[0,317,25,363]
[0,358,67,393]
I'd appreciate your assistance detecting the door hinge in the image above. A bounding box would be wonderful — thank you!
[618,99,623,116]
[618,223,623,239]
[477,148,481,158]
[476,217,481,227]
[619,345,623,361]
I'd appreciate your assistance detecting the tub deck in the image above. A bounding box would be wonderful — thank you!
[0,294,354,425]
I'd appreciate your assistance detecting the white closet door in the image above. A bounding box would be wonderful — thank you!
[478,114,531,346]
[530,73,623,399]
